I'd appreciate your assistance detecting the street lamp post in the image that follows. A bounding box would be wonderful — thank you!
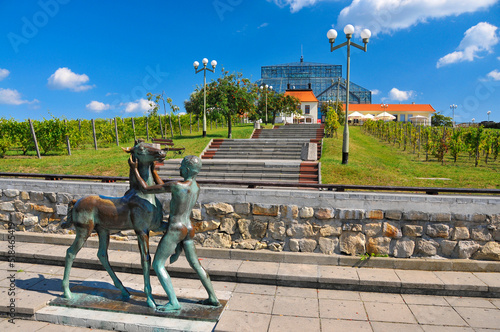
[260,84,272,123]
[327,25,371,164]
[450,104,457,127]
[194,58,217,138]
[487,111,491,122]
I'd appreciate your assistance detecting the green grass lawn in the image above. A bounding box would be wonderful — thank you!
[320,126,499,189]
[1,123,498,188]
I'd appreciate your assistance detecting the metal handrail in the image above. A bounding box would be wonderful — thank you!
[0,172,498,196]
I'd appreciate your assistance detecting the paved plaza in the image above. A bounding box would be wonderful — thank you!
[1,236,500,331]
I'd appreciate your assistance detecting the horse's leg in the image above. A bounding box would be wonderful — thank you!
[96,227,130,299]
[62,225,91,299]
[135,230,156,309]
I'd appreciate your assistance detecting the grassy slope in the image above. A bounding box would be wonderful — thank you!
[1,124,498,188]
[320,126,499,189]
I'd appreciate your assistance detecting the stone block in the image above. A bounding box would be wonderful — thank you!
[300,239,318,252]
[11,212,24,224]
[234,239,259,250]
[234,203,251,215]
[23,214,38,227]
[238,219,268,240]
[268,242,283,252]
[471,213,488,223]
[267,221,286,241]
[3,189,19,198]
[426,224,450,238]
[319,237,338,255]
[314,208,334,220]
[204,202,234,215]
[339,231,366,256]
[451,227,470,240]
[220,217,237,234]
[30,204,54,213]
[393,238,415,258]
[286,222,315,238]
[342,223,362,232]
[471,227,492,241]
[299,207,314,219]
[440,240,457,257]
[366,236,391,255]
[30,191,44,202]
[14,200,29,213]
[0,202,15,212]
[367,210,384,220]
[472,242,500,261]
[336,209,365,220]
[253,204,279,217]
[203,233,232,248]
[415,238,438,256]
[430,213,451,222]
[191,209,202,221]
[301,142,317,161]
[44,192,57,203]
[457,240,480,259]
[20,191,30,200]
[289,239,300,252]
[403,224,423,237]
[281,205,298,220]
[0,213,10,222]
[383,222,402,238]
[403,211,429,221]
[385,210,402,220]
[452,213,468,221]
[493,229,500,242]
[57,193,73,204]
[193,220,220,233]
[363,223,382,237]
[319,223,341,237]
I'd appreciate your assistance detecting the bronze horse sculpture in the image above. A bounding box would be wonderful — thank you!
[61,139,167,309]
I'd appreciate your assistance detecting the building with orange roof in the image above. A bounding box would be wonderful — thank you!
[284,88,319,123]
[346,103,436,125]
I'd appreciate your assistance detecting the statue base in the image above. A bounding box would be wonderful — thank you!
[37,285,227,331]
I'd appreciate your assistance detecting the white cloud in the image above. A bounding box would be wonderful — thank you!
[437,22,499,68]
[122,98,154,113]
[267,0,331,13]
[47,67,94,92]
[388,88,415,101]
[371,89,380,95]
[487,69,500,80]
[0,68,10,81]
[337,0,499,36]
[86,101,111,112]
[258,22,269,29]
[0,88,39,105]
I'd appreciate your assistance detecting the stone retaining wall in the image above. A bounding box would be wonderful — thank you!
[1,186,499,261]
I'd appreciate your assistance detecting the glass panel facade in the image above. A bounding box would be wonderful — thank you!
[256,59,372,121]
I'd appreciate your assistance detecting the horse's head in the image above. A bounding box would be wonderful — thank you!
[122,139,166,165]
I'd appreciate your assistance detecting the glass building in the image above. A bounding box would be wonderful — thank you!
[256,57,372,106]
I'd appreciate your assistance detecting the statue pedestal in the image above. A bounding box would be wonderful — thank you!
[38,285,227,331]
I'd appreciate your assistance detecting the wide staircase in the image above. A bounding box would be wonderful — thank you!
[156,124,324,185]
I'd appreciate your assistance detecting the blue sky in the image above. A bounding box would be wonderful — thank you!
[1,0,500,123]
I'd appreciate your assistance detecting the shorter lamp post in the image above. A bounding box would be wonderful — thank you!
[194,58,217,138]
[472,118,475,124]
[260,84,272,123]
[327,24,371,164]
[487,111,491,122]
[450,104,457,127]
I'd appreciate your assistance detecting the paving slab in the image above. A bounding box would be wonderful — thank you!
[321,318,372,331]
[444,296,497,308]
[267,315,320,332]
[225,293,274,314]
[473,272,500,292]
[420,326,474,332]
[206,259,242,278]
[233,283,277,296]
[434,271,488,292]
[237,261,279,281]
[364,302,417,324]
[318,298,368,321]
[359,291,405,304]
[317,288,361,301]
[272,295,319,318]
[318,265,359,285]
[277,262,318,283]
[408,304,468,326]
[396,269,445,290]
[453,306,500,329]
[357,267,402,288]
[402,294,449,306]
[371,322,424,332]
[276,285,317,298]
[214,311,271,332]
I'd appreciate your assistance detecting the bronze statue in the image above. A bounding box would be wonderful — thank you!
[129,155,220,312]
[61,140,167,309]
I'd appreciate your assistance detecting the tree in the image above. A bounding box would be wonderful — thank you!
[147,92,179,138]
[431,112,453,127]
[206,69,257,138]
[266,93,301,124]
[324,103,340,138]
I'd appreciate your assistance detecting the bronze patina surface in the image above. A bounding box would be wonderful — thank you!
[50,285,227,322]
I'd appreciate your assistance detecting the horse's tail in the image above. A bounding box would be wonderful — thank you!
[61,199,77,229]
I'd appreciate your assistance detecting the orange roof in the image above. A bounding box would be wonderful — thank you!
[346,104,436,113]
[284,90,318,103]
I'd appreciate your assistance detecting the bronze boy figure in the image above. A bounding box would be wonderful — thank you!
[130,155,220,312]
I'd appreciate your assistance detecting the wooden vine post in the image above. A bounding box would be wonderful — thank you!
[131,117,136,141]
[114,117,119,146]
[92,119,98,150]
[28,119,41,159]
[64,119,71,156]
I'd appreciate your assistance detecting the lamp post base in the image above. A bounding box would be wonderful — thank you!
[342,152,349,165]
